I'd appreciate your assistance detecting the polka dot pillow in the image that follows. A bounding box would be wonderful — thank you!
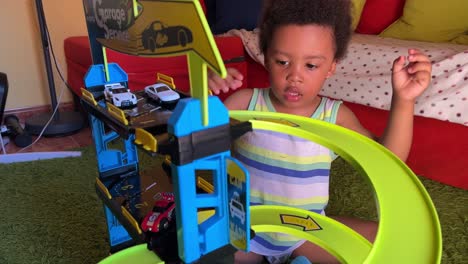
[321,34,468,126]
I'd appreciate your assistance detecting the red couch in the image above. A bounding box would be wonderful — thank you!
[64,3,467,190]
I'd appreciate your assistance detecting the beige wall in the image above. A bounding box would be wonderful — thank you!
[0,0,88,110]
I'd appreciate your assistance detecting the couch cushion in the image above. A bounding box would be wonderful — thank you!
[65,38,194,94]
[380,0,468,44]
[350,0,366,31]
[355,0,406,35]
[64,36,93,68]
[207,0,263,34]
[205,0,365,33]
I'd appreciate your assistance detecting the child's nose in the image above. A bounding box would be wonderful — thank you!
[287,64,303,83]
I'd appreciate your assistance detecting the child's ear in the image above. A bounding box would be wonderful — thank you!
[327,60,337,78]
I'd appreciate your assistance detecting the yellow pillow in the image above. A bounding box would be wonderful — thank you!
[351,0,366,30]
[380,0,468,44]
[451,34,468,45]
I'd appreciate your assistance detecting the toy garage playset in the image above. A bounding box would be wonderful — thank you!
[79,0,442,263]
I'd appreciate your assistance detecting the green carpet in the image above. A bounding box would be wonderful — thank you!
[0,147,466,263]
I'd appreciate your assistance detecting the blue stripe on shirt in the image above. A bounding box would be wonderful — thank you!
[236,153,330,178]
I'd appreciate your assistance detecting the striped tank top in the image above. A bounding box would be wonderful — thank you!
[232,88,342,256]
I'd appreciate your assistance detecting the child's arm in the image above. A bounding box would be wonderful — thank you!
[338,49,432,162]
[379,49,432,161]
[208,67,253,110]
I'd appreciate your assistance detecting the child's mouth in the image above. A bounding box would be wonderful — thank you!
[284,89,302,102]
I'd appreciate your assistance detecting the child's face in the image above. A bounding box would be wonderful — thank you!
[265,24,337,116]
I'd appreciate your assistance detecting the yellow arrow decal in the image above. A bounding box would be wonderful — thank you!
[280,214,322,232]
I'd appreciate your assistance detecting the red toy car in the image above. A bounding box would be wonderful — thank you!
[141,192,176,233]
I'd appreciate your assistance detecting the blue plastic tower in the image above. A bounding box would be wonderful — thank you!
[84,63,140,252]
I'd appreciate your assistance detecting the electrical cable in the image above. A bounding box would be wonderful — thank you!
[17,4,77,152]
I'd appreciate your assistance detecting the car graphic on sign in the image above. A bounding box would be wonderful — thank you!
[142,21,193,52]
[229,192,245,225]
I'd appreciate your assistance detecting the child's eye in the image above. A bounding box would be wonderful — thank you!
[276,60,289,66]
[306,63,317,70]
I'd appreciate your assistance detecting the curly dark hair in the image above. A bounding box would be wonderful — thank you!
[259,0,352,61]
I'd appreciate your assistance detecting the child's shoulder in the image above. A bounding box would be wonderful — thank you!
[320,96,342,105]
[334,101,373,139]
[223,88,256,110]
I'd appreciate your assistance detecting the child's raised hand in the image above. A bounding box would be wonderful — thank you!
[391,49,432,102]
[208,67,244,95]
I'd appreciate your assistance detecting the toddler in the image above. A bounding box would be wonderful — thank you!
[209,0,432,263]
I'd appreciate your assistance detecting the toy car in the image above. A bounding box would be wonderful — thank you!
[144,83,180,103]
[103,83,137,108]
[141,192,176,233]
[144,72,180,104]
